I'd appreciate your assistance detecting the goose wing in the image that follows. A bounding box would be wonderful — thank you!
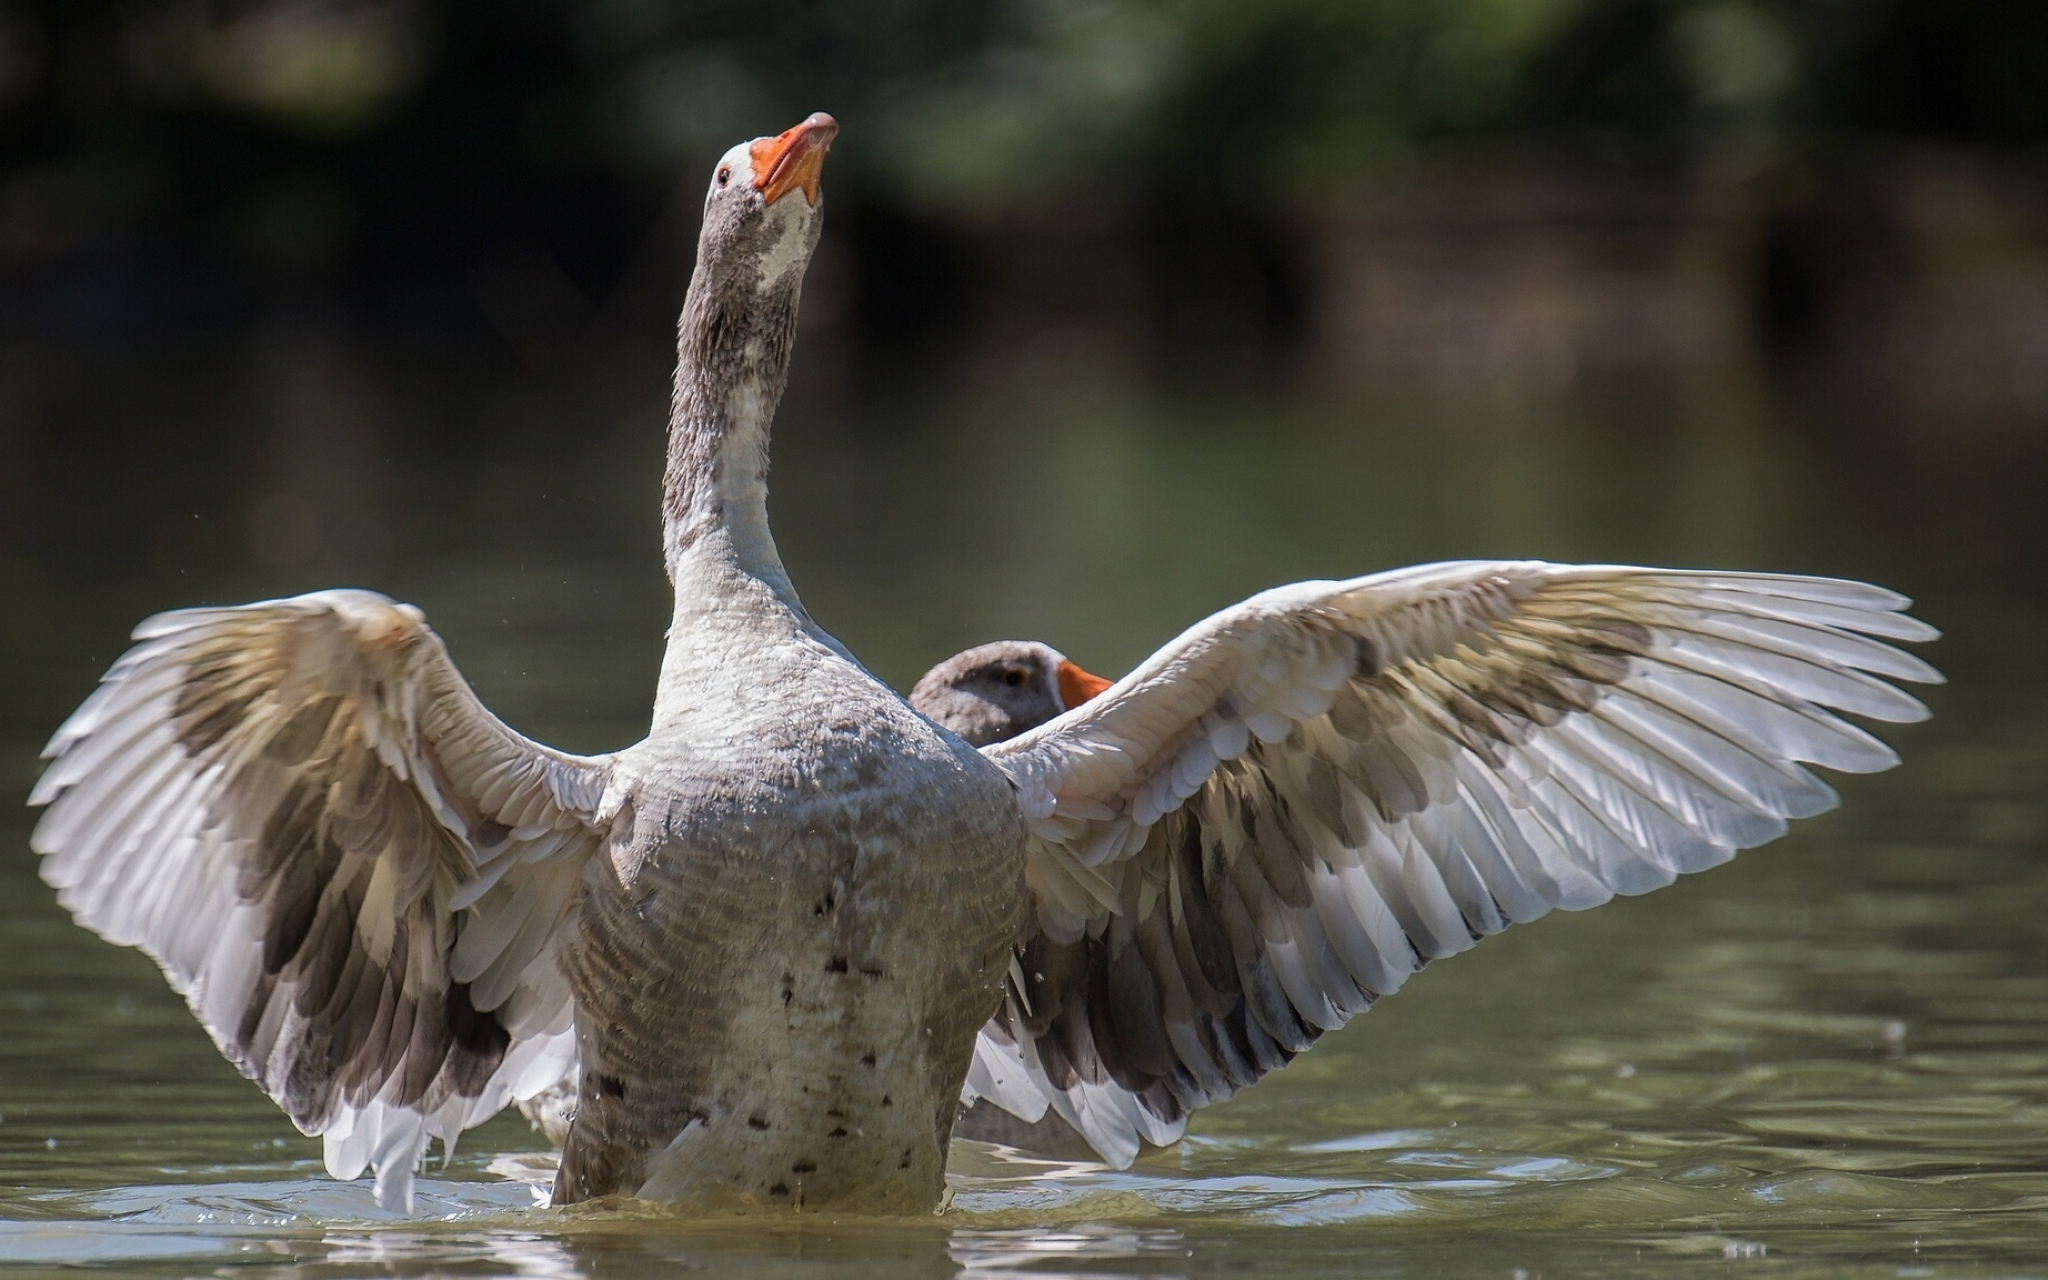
[966,562,1940,1165]
[30,590,611,1208]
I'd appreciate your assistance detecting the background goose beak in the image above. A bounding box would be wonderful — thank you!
[750,113,838,206]
[1057,660,1114,710]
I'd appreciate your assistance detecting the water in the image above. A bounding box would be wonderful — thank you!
[3,333,2047,1276]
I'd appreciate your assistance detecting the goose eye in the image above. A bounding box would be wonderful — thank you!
[716,166,732,187]
[1001,667,1029,688]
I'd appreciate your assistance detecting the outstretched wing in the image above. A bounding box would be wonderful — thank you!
[966,562,1940,1165]
[30,590,612,1208]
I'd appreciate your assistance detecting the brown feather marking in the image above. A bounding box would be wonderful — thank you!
[319,924,379,1071]
[291,866,365,1017]
[1164,858,1236,1019]
[1247,786,1314,911]
[249,776,321,892]
[341,978,400,1104]
[1082,942,1139,1089]
[235,969,281,1069]
[1296,754,1354,846]
[1104,934,1174,1081]
[1324,683,1382,743]
[1174,815,1241,1006]
[1206,859,1289,1035]
[173,657,270,754]
[1452,669,1554,736]
[1520,634,1639,687]
[328,743,390,818]
[443,982,512,1095]
[265,696,343,764]
[1054,987,1106,1088]
[366,986,420,1100]
[400,979,454,1105]
[259,795,340,974]
[1198,1003,1264,1089]
[1220,785,1298,940]
[1130,891,1196,1029]
[1353,634,1385,680]
[1237,990,1302,1070]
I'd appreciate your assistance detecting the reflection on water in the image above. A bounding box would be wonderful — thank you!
[3,335,2048,1277]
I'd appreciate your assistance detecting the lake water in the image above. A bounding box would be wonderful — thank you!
[3,332,2046,1277]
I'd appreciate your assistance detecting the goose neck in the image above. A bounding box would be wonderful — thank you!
[659,263,804,594]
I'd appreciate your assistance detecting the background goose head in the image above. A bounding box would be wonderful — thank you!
[910,641,1114,747]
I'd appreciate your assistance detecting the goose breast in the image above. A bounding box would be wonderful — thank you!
[557,655,1027,1208]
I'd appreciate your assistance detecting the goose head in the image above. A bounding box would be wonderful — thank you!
[693,112,838,305]
[910,641,1115,747]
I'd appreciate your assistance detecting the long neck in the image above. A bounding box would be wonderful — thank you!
[652,253,839,730]
[660,269,803,606]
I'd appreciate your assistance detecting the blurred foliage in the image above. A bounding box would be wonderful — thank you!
[0,0,2045,343]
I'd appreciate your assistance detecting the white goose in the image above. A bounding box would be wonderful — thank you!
[29,114,1941,1212]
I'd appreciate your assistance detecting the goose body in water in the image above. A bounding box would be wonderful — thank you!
[510,640,1114,1148]
[30,114,1942,1213]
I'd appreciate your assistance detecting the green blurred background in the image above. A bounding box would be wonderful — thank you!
[4,0,2048,397]
[7,0,2048,730]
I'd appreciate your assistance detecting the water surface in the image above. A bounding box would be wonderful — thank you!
[3,339,2045,1276]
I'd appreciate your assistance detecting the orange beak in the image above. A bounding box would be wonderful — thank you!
[1056,660,1114,711]
[750,112,838,207]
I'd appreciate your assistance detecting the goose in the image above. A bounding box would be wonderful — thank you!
[510,640,1116,1147]
[909,641,1115,749]
[27,112,1943,1214]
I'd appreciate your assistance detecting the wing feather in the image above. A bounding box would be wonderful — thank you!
[958,561,1939,1164]
[30,589,609,1209]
